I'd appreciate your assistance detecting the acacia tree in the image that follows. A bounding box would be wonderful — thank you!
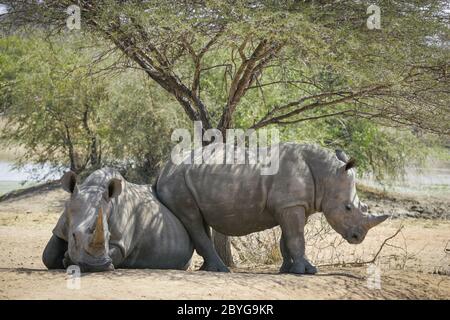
[0,35,185,182]
[2,0,449,266]
[0,36,106,174]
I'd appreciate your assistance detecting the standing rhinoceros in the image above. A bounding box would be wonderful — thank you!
[42,168,193,272]
[156,143,388,274]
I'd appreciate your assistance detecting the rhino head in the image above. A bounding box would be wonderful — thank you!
[321,150,388,244]
[60,171,122,272]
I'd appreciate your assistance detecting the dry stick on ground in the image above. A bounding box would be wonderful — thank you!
[317,225,405,268]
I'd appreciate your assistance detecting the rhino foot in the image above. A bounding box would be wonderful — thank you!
[199,262,230,272]
[279,261,293,273]
[288,259,318,275]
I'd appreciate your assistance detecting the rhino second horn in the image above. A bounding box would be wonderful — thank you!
[91,207,105,247]
[365,214,389,229]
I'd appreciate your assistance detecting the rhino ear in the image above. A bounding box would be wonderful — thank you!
[103,178,122,202]
[61,171,77,194]
[344,158,356,171]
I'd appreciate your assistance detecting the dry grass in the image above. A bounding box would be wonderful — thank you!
[231,228,282,265]
[230,213,450,276]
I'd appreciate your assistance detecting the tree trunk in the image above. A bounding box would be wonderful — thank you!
[89,136,100,168]
[212,230,235,268]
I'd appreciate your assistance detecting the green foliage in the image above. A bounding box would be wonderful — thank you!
[1,34,104,173]
[268,116,445,181]
[322,119,431,180]
[99,71,190,183]
[0,34,184,182]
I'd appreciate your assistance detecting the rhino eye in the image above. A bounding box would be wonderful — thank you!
[345,204,352,211]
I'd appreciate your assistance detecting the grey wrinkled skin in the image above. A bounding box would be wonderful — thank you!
[42,168,194,272]
[156,143,389,274]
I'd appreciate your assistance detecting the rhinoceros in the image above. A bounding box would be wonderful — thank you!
[42,168,193,272]
[156,143,388,274]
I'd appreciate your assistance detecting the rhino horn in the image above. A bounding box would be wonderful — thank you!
[365,214,389,229]
[91,207,105,247]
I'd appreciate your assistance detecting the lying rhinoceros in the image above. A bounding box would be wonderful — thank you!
[42,168,193,272]
[156,143,388,274]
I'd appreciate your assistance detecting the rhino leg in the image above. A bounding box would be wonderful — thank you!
[277,207,317,274]
[279,234,293,273]
[108,245,124,267]
[42,234,68,269]
[178,211,229,272]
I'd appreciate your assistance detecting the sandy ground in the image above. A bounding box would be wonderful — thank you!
[0,187,449,299]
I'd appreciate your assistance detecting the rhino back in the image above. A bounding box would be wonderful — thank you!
[111,183,193,269]
[157,143,317,236]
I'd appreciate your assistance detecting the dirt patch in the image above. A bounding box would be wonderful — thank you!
[1,267,448,300]
[0,188,66,217]
[358,184,450,220]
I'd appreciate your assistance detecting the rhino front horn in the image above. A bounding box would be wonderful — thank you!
[91,207,105,247]
[365,214,389,229]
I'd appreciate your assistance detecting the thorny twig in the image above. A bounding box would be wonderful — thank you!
[317,225,405,268]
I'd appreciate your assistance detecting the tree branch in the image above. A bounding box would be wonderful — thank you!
[251,84,389,129]
[219,40,284,131]
[318,225,404,268]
